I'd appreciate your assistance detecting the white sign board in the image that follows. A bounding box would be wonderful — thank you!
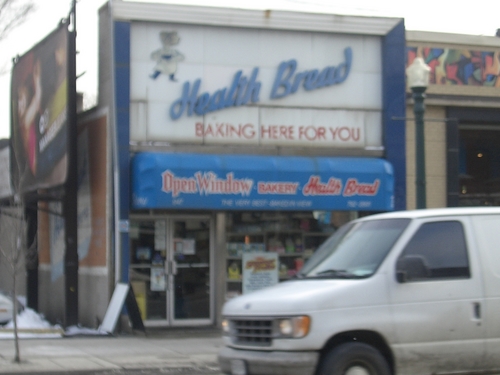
[100,283,129,334]
[130,23,382,149]
[242,252,279,294]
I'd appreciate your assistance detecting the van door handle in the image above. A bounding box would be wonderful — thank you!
[473,302,481,320]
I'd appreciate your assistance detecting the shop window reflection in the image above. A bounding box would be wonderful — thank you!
[225,211,356,300]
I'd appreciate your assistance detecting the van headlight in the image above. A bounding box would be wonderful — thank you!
[277,316,311,338]
[221,318,230,335]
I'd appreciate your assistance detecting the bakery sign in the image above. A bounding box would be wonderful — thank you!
[132,27,383,148]
[131,154,394,212]
[169,47,352,120]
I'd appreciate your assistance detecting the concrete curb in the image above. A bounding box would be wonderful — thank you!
[0,328,64,340]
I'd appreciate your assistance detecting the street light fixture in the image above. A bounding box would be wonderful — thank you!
[406,57,431,209]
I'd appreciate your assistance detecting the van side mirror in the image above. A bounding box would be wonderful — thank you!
[396,255,430,283]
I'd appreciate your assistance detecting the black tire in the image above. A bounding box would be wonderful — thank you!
[318,342,391,375]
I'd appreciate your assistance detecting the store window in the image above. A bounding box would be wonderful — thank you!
[459,125,500,206]
[225,211,356,299]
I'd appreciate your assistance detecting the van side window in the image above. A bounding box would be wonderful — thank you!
[396,221,470,281]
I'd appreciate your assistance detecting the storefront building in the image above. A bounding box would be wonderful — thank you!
[93,2,406,328]
[19,4,500,330]
[405,31,500,209]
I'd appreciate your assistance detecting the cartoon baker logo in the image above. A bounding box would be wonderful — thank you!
[150,31,185,81]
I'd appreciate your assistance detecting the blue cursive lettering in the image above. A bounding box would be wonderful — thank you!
[169,47,352,120]
[170,79,201,119]
[170,68,261,120]
[270,47,352,99]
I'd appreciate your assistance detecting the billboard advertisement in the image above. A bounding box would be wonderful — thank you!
[10,25,69,192]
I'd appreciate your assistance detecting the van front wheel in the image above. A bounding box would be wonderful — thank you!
[318,342,390,375]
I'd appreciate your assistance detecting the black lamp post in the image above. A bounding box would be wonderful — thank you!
[406,57,431,209]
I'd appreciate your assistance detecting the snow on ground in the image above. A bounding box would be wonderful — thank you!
[0,304,109,339]
[4,308,58,330]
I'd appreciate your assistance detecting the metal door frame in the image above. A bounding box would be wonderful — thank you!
[129,214,215,327]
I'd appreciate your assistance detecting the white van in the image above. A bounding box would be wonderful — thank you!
[218,207,500,375]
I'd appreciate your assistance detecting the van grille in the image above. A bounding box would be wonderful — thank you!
[230,318,274,347]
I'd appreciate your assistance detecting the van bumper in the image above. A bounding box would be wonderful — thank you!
[218,346,319,375]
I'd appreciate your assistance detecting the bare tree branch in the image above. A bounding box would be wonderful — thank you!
[0,0,35,43]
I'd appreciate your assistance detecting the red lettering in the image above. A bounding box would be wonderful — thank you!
[352,128,360,141]
[339,127,350,141]
[162,170,198,197]
[197,123,256,139]
[242,124,255,139]
[216,123,224,137]
[317,127,326,140]
[261,125,271,138]
[343,179,380,196]
[205,124,215,137]
[299,126,318,141]
[195,122,204,137]
[302,176,342,196]
[261,125,295,140]
[329,127,362,142]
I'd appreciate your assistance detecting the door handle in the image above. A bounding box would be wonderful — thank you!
[166,261,178,275]
[473,302,481,320]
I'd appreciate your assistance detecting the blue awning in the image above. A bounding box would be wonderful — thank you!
[131,153,394,211]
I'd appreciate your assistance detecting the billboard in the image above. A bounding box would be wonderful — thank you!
[10,25,69,192]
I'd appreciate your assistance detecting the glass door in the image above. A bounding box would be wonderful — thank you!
[129,216,213,326]
[170,218,212,325]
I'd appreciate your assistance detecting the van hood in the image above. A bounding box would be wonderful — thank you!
[222,274,387,316]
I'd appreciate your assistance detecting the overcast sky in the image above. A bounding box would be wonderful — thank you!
[0,0,498,139]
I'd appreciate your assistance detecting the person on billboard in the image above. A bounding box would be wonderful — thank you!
[12,26,68,191]
[16,58,42,176]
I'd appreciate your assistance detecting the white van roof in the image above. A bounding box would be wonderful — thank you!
[359,207,500,221]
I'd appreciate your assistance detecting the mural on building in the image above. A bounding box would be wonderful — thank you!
[39,113,109,282]
[408,47,500,87]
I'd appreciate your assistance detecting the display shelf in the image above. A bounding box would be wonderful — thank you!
[226,252,307,259]
[275,253,305,257]
[224,211,335,298]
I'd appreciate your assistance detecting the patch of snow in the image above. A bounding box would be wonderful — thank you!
[65,325,109,336]
[0,304,109,339]
[5,308,60,330]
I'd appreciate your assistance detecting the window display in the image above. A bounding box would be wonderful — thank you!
[225,211,356,299]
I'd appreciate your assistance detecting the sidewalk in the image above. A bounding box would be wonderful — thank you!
[0,327,223,374]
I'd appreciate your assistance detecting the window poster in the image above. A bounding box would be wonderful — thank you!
[154,220,166,250]
[174,238,196,255]
[242,252,278,294]
[150,267,166,291]
[182,239,195,255]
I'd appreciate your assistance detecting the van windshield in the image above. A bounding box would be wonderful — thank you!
[297,218,411,279]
